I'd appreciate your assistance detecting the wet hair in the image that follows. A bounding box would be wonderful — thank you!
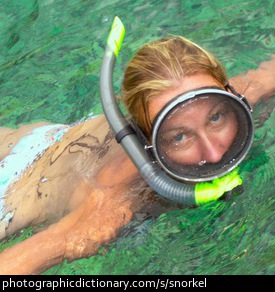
[120,36,228,136]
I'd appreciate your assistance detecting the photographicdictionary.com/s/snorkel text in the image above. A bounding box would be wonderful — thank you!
[1,277,207,290]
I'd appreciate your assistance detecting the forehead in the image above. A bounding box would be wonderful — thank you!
[148,73,223,122]
[164,96,221,125]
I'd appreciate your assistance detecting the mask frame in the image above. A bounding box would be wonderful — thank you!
[151,87,254,182]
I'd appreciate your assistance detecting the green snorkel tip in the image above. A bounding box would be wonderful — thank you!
[107,16,125,57]
[195,168,243,205]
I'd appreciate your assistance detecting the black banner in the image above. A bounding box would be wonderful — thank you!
[0,275,273,290]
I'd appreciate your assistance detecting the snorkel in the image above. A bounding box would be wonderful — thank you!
[100,16,247,205]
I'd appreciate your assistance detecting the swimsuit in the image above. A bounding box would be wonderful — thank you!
[0,124,69,222]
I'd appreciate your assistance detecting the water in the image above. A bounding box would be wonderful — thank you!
[0,0,274,275]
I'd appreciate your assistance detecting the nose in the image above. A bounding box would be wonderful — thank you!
[199,133,225,163]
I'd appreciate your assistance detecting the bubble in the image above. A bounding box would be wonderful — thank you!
[41,177,48,183]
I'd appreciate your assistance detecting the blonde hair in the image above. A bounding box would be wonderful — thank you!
[120,36,228,136]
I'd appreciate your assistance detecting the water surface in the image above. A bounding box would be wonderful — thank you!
[0,0,274,275]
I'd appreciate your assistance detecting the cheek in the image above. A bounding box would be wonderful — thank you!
[221,118,239,148]
[164,148,201,165]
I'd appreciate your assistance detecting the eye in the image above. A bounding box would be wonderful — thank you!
[209,109,228,126]
[211,112,222,122]
[159,128,193,151]
[173,132,186,143]
[160,130,188,146]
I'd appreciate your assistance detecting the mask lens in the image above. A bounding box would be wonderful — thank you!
[152,90,254,182]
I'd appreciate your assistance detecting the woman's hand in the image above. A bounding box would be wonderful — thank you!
[230,54,275,105]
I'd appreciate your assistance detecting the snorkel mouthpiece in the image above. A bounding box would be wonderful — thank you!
[100,16,245,206]
[195,168,243,204]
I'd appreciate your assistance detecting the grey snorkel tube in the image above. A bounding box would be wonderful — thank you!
[99,17,243,205]
[100,16,196,205]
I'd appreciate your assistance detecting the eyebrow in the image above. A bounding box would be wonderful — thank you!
[208,100,227,115]
[161,125,191,136]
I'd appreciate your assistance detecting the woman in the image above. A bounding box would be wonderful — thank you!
[0,29,274,274]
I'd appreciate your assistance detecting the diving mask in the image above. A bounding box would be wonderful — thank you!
[151,87,254,182]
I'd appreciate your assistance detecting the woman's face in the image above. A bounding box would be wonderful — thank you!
[148,73,238,165]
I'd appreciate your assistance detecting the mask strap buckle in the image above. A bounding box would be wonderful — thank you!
[129,119,156,162]
[225,83,253,112]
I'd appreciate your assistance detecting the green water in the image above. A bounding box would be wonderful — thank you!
[0,0,274,275]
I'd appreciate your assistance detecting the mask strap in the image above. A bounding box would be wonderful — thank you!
[225,83,242,97]
[225,83,253,112]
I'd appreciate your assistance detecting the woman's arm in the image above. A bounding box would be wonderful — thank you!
[229,54,275,105]
[0,153,138,275]
[0,188,133,275]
